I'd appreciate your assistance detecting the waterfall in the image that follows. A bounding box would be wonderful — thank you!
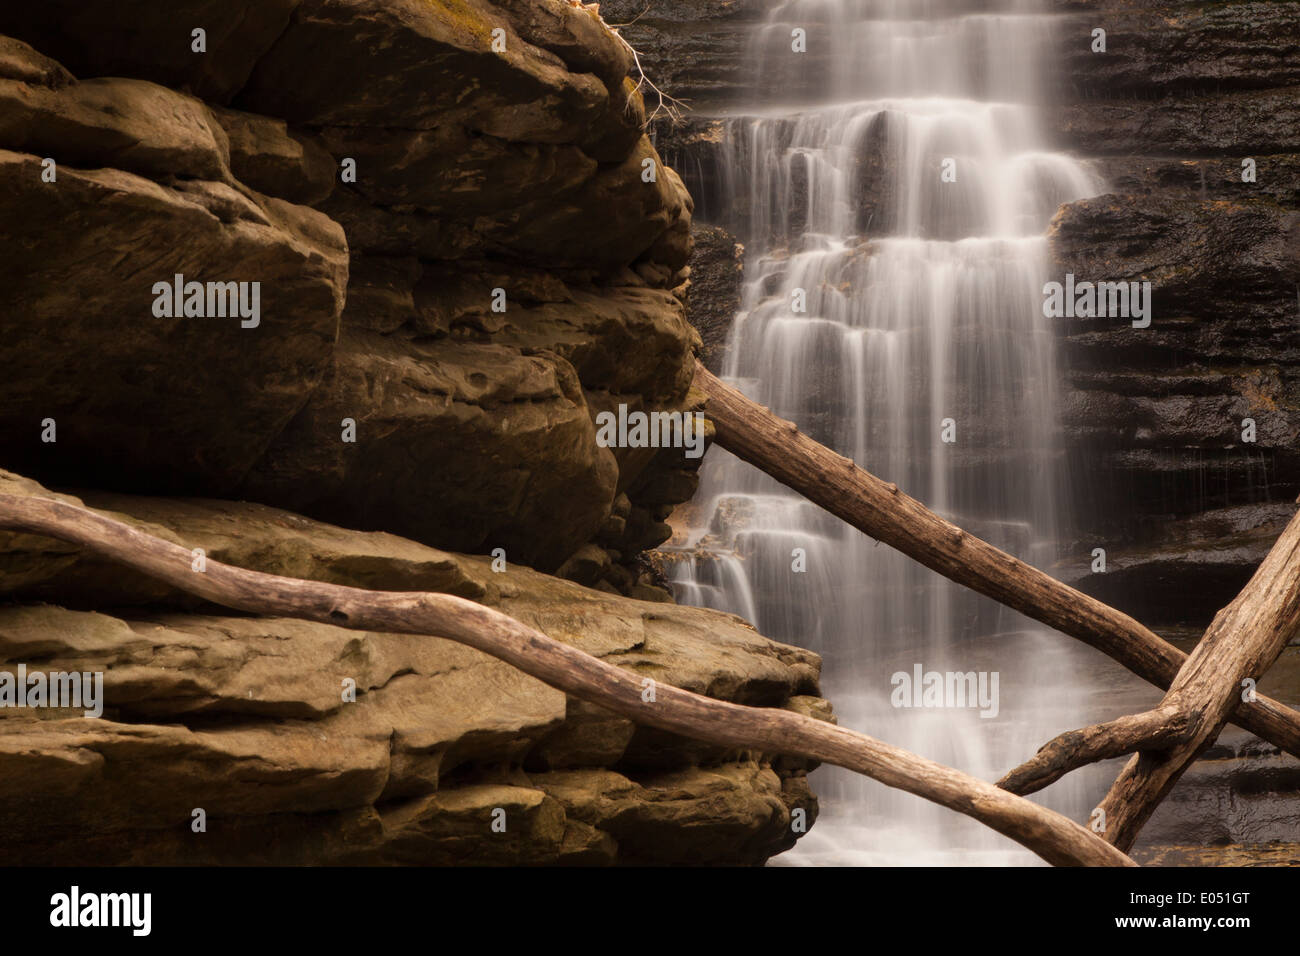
[664,0,1108,864]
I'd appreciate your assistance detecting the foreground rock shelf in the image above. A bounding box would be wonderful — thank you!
[0,470,826,864]
[0,0,700,582]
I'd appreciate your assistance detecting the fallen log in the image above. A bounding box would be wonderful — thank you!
[998,706,1192,796]
[693,360,1300,758]
[0,492,1133,867]
[1096,507,1300,851]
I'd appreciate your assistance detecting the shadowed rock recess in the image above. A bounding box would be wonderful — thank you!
[0,0,827,864]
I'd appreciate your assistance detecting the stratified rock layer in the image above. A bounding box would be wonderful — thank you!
[0,1,826,864]
[0,1,699,581]
[1040,1,1300,624]
[0,470,825,865]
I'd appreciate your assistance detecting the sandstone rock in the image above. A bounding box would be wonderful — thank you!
[0,10,701,577]
[210,106,337,206]
[0,74,229,181]
[239,330,620,571]
[534,762,813,865]
[492,135,692,271]
[0,150,348,495]
[313,124,598,216]
[239,0,614,141]
[0,472,828,864]
[0,35,72,88]
[0,0,760,866]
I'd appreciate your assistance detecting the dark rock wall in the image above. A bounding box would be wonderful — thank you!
[1045,0,1300,626]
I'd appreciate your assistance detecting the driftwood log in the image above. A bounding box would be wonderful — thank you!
[997,706,1192,796]
[0,492,1134,867]
[693,360,1300,759]
[1095,508,1300,851]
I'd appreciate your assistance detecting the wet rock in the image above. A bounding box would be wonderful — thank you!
[599,0,766,113]
[683,223,743,373]
[1053,86,1300,158]
[1053,3,1300,99]
[1059,503,1298,627]
[1051,193,1300,561]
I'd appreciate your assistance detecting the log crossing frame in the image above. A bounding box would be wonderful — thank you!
[3,364,1297,863]
[692,359,1300,857]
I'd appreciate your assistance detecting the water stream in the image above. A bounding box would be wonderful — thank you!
[665,0,1110,864]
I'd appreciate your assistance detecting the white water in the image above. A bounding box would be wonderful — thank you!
[665,0,1109,864]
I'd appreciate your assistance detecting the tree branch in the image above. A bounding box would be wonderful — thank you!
[693,360,1300,759]
[1096,507,1300,851]
[998,706,1193,796]
[0,492,1133,868]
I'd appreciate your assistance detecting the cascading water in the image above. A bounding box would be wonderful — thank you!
[665,0,1109,864]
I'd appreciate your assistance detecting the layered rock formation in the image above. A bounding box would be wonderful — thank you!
[1043,1,1300,626]
[0,471,822,864]
[0,0,828,864]
[0,0,702,581]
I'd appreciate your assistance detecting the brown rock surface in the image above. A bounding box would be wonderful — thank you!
[0,0,703,576]
[0,0,829,864]
[0,471,825,864]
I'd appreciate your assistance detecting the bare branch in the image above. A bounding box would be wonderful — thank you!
[692,359,1300,759]
[998,706,1193,796]
[1096,506,1300,851]
[0,492,1134,868]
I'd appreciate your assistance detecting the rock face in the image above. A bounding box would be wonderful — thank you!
[683,224,745,372]
[0,0,828,864]
[0,0,699,582]
[1039,0,1300,629]
[0,471,825,864]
